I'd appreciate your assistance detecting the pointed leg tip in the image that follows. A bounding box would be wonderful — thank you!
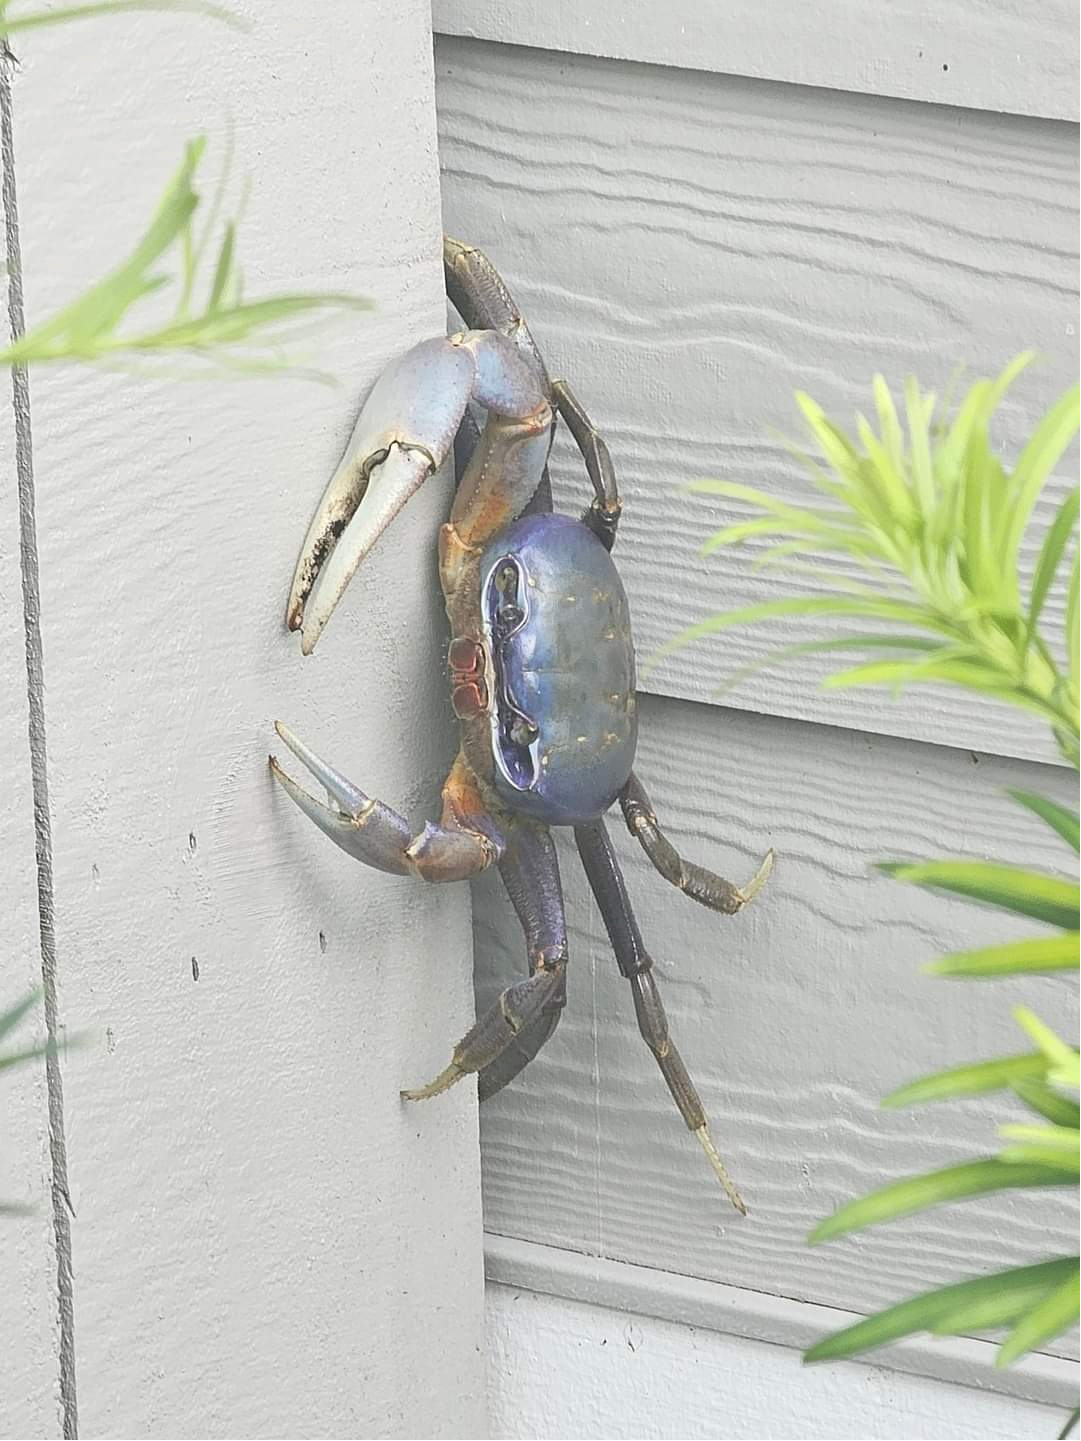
[400,1063,466,1102]
[695,1125,747,1215]
[740,848,775,905]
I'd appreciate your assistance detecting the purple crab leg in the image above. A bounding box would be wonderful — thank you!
[620,771,773,913]
[574,817,747,1213]
[401,819,568,1101]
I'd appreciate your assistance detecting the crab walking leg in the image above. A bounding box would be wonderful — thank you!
[477,820,569,1101]
[402,820,568,1102]
[574,818,747,1214]
[551,379,622,550]
[287,329,552,653]
[443,235,555,517]
[270,726,502,881]
[619,771,774,915]
[444,235,551,383]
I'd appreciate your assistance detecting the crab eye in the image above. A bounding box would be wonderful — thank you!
[499,602,524,629]
[495,563,517,593]
[509,717,538,747]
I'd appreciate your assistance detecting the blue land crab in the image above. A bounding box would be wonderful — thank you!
[271,239,772,1210]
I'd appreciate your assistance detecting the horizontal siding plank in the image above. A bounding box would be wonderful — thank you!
[436,38,1079,766]
[434,1,1080,121]
[473,692,1079,1357]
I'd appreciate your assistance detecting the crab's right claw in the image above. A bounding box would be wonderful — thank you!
[286,337,476,654]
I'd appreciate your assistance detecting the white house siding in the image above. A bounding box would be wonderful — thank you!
[432,9,1080,1434]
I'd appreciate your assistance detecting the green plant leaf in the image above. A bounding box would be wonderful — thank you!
[1009,790,1080,853]
[882,1053,1048,1107]
[1003,384,1081,579]
[808,1159,1068,1244]
[1029,488,1080,634]
[999,1124,1080,1174]
[0,138,368,372]
[0,0,242,37]
[685,361,1081,752]
[879,860,1080,931]
[1066,550,1079,698]
[206,219,236,313]
[804,1258,1077,1364]
[997,1266,1080,1367]
[0,1040,56,1074]
[821,656,1051,715]
[0,989,41,1041]
[650,595,959,678]
[926,933,1079,977]
[1012,1078,1081,1128]
[1013,1009,1080,1088]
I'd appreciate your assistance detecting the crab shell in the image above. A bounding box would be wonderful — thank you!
[451,512,638,827]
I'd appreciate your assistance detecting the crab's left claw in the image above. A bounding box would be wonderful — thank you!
[287,329,548,654]
[287,337,476,653]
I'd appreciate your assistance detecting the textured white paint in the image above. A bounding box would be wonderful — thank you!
[2,4,486,1438]
[436,38,1079,765]
[486,1284,1070,1441]
[435,0,1080,120]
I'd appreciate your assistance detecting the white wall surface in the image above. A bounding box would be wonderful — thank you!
[486,1285,1069,1441]
[1,5,486,1438]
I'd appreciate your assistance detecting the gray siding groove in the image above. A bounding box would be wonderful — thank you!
[485,1233,1081,1408]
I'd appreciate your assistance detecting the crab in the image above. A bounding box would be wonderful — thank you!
[270,238,773,1211]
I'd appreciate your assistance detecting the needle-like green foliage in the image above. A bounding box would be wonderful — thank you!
[680,356,1080,766]
[0,0,241,40]
[687,360,1079,1371]
[0,990,53,1214]
[1,137,368,375]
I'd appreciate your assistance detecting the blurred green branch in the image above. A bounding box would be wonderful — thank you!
[2,137,369,375]
[687,359,1079,1370]
[0,0,243,40]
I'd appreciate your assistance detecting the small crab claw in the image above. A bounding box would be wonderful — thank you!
[287,330,548,654]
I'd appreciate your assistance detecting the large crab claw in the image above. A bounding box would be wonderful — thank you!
[286,330,548,653]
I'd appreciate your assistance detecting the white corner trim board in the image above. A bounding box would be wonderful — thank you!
[484,1235,1080,1410]
[1,4,487,1437]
